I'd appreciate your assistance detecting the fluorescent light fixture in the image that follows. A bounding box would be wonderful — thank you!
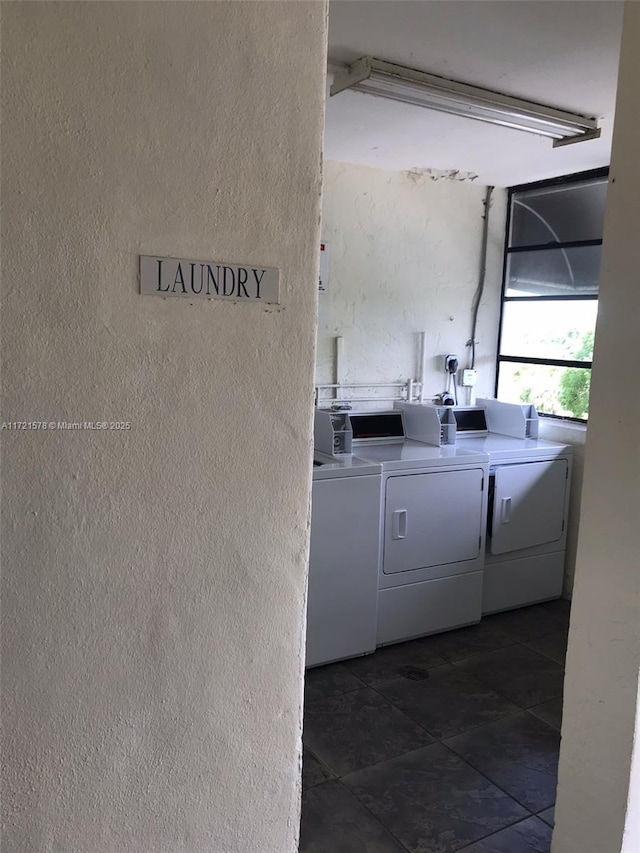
[330,57,600,147]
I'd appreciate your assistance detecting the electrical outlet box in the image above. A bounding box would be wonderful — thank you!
[461,368,478,387]
[445,354,459,372]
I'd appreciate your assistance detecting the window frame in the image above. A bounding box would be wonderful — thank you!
[494,166,609,424]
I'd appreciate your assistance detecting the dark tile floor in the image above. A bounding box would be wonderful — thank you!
[300,599,570,853]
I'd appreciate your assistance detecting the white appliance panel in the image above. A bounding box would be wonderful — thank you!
[490,459,568,556]
[306,474,381,668]
[384,468,484,575]
[483,552,565,614]
[377,571,482,645]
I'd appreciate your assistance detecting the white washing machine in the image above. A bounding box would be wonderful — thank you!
[446,402,573,614]
[306,453,382,667]
[347,411,490,647]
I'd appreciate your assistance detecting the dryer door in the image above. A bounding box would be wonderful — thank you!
[384,468,484,574]
[491,459,568,555]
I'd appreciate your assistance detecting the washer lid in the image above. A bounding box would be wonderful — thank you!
[355,440,489,471]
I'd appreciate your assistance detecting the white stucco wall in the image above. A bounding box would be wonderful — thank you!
[622,681,640,852]
[317,162,507,404]
[553,3,640,851]
[1,3,327,852]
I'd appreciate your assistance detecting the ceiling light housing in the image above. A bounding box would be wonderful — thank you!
[330,57,600,147]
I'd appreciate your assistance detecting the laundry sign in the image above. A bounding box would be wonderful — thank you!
[139,255,280,304]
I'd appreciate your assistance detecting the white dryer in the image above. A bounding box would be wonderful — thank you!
[348,411,489,647]
[448,402,572,615]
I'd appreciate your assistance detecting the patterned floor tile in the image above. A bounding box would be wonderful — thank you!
[304,687,433,776]
[305,661,366,703]
[344,639,446,686]
[343,743,528,853]
[457,816,552,852]
[302,746,334,789]
[454,644,564,707]
[299,780,408,853]
[376,663,519,739]
[301,607,566,852]
[445,712,560,812]
[523,630,568,665]
[538,598,572,630]
[423,621,514,663]
[528,698,563,731]
[484,604,565,642]
[538,806,555,827]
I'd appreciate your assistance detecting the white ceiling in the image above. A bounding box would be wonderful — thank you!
[324,0,624,186]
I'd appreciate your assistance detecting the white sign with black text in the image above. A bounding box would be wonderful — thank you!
[139,255,280,304]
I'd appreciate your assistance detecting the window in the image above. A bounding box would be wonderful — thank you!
[495,168,608,421]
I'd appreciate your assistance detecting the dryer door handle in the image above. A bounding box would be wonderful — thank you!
[500,497,512,524]
[392,509,408,540]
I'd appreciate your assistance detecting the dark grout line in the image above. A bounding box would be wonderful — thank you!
[520,637,567,667]
[480,613,570,644]
[303,754,555,853]
[451,635,566,667]
[306,640,565,715]
[524,707,563,734]
[305,604,568,703]
[304,676,563,806]
[302,610,566,849]
[451,812,553,852]
[304,639,565,772]
[444,637,566,709]
[327,777,415,853]
[536,806,556,829]
[440,738,557,815]
[366,677,524,743]
[305,703,557,811]
[303,675,368,706]
[337,740,439,780]
[340,741,544,853]
[302,743,336,787]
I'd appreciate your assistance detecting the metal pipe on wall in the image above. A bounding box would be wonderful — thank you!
[317,396,410,405]
[335,336,346,393]
[418,331,427,403]
[317,383,412,390]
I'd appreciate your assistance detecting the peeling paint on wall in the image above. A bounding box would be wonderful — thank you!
[317,161,506,405]
[407,167,479,184]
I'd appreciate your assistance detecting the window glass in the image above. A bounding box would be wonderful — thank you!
[497,362,592,420]
[500,301,597,361]
[497,169,607,421]
[505,245,601,296]
[509,179,607,247]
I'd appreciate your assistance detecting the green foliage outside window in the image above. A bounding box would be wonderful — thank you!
[558,331,594,418]
[513,329,594,419]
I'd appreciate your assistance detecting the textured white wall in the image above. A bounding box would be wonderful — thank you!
[553,3,640,851]
[317,161,507,404]
[622,682,640,852]
[1,3,327,852]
